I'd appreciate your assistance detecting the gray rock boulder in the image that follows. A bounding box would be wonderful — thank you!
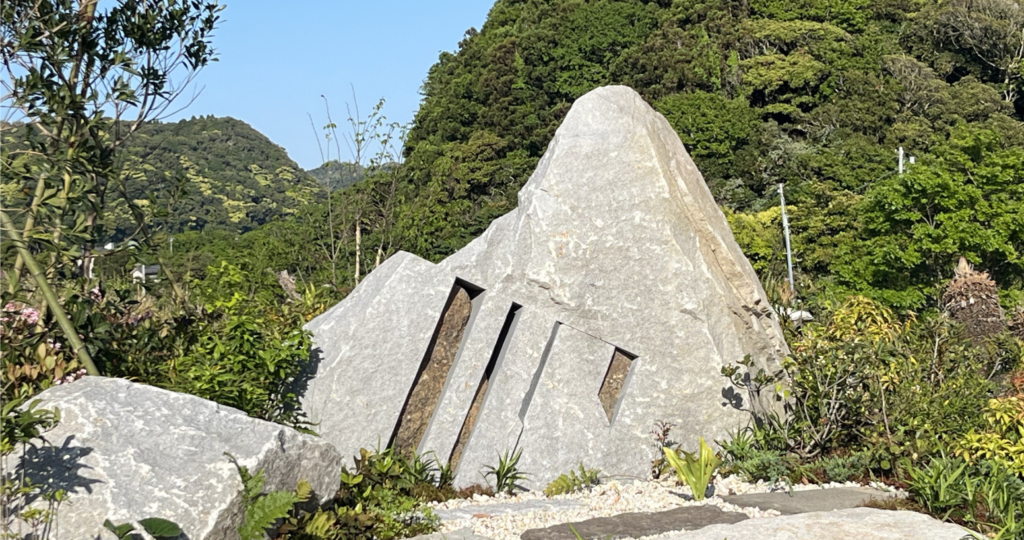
[302,85,787,489]
[6,377,342,540]
[659,508,970,539]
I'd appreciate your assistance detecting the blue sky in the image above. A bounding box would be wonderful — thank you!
[164,1,495,170]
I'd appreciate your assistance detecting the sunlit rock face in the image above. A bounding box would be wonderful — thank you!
[11,377,342,540]
[302,85,787,489]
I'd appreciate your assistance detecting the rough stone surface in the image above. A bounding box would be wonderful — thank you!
[301,252,453,462]
[721,486,892,515]
[303,85,788,488]
[7,377,342,540]
[521,505,748,540]
[656,508,970,539]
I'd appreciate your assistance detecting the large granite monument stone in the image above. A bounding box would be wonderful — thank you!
[301,86,787,489]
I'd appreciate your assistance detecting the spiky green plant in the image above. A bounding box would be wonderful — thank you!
[483,446,528,494]
[663,437,721,501]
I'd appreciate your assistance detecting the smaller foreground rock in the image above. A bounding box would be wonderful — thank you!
[659,508,969,540]
[6,377,342,540]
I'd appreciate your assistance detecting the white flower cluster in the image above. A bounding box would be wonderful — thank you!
[54,368,88,386]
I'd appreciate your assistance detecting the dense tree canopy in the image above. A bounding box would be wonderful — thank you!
[114,116,324,236]
[378,0,1024,308]
[68,0,1024,311]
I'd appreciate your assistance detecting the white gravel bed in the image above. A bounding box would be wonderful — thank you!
[427,475,904,540]
[430,476,774,540]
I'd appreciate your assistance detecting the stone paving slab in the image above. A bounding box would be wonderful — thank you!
[433,499,588,521]
[520,506,748,540]
[721,486,894,515]
[658,508,970,539]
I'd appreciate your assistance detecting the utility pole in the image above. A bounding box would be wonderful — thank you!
[778,183,795,294]
[898,146,905,175]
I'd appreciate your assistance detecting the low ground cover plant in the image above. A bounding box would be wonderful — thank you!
[905,455,1023,539]
[544,463,601,496]
[250,446,498,540]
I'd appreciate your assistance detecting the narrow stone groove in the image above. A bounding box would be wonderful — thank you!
[519,321,561,422]
[390,283,475,456]
[449,303,522,471]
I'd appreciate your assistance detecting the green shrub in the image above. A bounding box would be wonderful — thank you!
[723,297,1017,470]
[818,452,870,483]
[272,447,446,540]
[38,268,315,427]
[720,447,795,484]
[955,397,1024,474]
[1,299,84,402]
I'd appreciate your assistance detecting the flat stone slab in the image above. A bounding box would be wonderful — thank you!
[721,486,893,515]
[657,508,970,539]
[521,505,748,540]
[434,499,587,521]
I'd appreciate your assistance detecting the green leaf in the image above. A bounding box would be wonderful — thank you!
[103,519,135,539]
[138,517,183,538]
[239,490,301,540]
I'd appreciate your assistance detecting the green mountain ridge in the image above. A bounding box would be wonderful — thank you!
[107,115,325,237]
[307,160,366,190]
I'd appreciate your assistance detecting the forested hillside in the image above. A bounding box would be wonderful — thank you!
[391,0,1024,308]
[110,116,324,235]
[159,0,1024,311]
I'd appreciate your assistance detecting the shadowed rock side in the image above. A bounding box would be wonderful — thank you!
[302,86,788,488]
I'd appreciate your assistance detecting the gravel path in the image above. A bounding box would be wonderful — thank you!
[427,475,904,540]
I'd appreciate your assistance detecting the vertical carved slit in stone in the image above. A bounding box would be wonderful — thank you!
[390,282,478,457]
[599,348,636,424]
[519,322,561,423]
[449,303,521,471]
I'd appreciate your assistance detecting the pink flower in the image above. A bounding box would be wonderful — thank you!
[22,308,39,325]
